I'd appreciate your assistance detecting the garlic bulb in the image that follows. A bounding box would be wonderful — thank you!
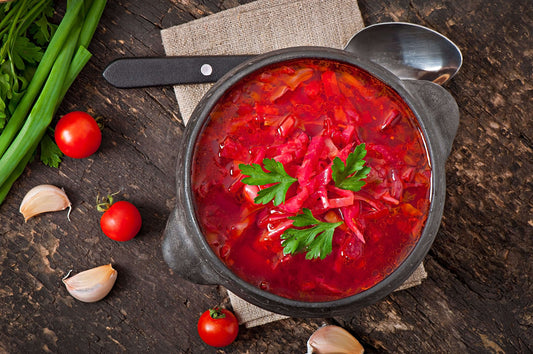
[62,264,117,303]
[307,325,364,354]
[19,184,72,222]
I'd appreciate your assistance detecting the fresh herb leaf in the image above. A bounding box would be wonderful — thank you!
[0,0,55,134]
[239,158,297,206]
[40,133,63,168]
[281,208,343,260]
[331,143,371,191]
[30,13,57,46]
[0,0,106,206]
[10,36,44,70]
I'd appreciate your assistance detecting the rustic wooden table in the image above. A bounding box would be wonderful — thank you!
[1,0,531,352]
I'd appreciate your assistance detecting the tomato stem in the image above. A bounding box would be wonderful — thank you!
[208,307,227,319]
[94,116,105,130]
[96,192,118,212]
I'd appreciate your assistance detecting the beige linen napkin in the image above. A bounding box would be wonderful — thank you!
[228,264,427,328]
[161,0,365,123]
[161,0,427,328]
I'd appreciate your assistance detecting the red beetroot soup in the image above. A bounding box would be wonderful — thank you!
[192,58,431,302]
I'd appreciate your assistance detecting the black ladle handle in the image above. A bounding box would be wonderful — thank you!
[102,55,254,88]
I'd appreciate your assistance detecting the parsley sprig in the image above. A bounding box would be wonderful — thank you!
[281,208,343,260]
[239,158,297,206]
[331,143,370,191]
[239,143,370,260]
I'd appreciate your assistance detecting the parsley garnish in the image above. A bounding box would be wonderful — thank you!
[40,133,63,168]
[331,143,371,191]
[239,144,371,261]
[239,158,297,206]
[281,208,343,260]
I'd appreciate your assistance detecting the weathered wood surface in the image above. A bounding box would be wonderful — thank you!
[1,0,531,352]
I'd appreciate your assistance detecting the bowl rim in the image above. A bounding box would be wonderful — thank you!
[179,46,445,315]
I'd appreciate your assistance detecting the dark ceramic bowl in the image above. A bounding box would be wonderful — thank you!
[162,46,459,317]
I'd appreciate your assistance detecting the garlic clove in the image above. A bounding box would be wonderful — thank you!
[307,325,364,354]
[19,184,72,222]
[62,264,118,303]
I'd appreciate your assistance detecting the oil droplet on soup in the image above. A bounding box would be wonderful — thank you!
[192,58,431,302]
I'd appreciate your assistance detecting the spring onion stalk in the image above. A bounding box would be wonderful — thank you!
[0,0,84,157]
[0,25,81,187]
[78,0,106,48]
[0,143,35,204]
[0,0,106,204]
[0,45,90,204]
[0,44,92,203]
[58,46,92,107]
[59,0,108,101]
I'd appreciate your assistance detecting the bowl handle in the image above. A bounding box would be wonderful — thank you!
[401,80,459,160]
[162,204,220,285]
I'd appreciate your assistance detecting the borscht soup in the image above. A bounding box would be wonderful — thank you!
[191,58,431,302]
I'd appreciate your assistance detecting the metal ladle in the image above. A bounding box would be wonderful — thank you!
[103,22,462,88]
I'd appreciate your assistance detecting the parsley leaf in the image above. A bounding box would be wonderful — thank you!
[281,208,343,260]
[40,133,63,168]
[239,158,297,206]
[30,13,57,46]
[331,143,371,191]
[0,0,54,135]
[10,36,44,71]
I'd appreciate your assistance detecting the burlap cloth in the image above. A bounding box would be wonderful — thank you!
[161,0,427,328]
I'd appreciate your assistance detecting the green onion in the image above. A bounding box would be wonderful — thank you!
[0,46,91,204]
[0,143,35,205]
[0,24,81,187]
[57,45,92,108]
[78,0,107,49]
[0,0,107,204]
[0,0,84,157]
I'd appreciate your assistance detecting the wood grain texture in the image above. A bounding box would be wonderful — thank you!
[0,0,531,352]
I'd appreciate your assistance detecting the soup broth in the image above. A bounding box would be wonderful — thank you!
[192,58,431,302]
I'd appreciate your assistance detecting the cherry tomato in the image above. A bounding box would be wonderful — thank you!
[197,307,239,347]
[100,200,142,242]
[55,111,102,158]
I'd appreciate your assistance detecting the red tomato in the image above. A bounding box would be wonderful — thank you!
[55,111,102,158]
[100,201,142,242]
[243,184,259,204]
[197,307,239,347]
